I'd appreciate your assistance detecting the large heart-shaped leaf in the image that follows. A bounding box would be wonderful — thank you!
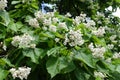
[73,49,95,68]
[23,48,45,64]
[46,57,75,78]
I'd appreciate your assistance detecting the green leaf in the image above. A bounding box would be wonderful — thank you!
[34,48,46,59]
[11,1,21,4]
[46,57,60,78]
[0,68,9,80]
[7,21,17,32]
[54,32,64,38]
[47,47,61,56]
[46,57,75,78]
[95,76,102,80]
[0,11,10,26]
[92,36,106,46]
[61,60,76,74]
[73,49,95,68]
[74,68,90,80]
[0,58,14,67]
[23,48,45,64]
[116,65,120,73]
[112,59,120,64]
[0,33,6,39]
[39,32,55,38]
[115,0,120,3]
[109,71,120,80]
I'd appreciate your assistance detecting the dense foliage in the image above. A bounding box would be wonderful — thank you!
[0,0,120,80]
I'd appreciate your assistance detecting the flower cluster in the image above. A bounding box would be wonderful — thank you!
[34,11,54,22]
[49,25,57,32]
[107,44,114,49]
[112,52,120,59]
[88,43,106,59]
[10,67,31,80]
[84,18,96,28]
[0,0,7,10]
[92,27,105,37]
[64,30,84,47]
[73,13,86,25]
[28,18,39,28]
[29,11,54,28]
[11,33,35,48]
[29,11,69,32]
[58,22,68,31]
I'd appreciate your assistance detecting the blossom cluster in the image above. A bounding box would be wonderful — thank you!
[92,27,106,37]
[29,18,39,28]
[113,52,120,59]
[73,13,86,25]
[88,43,106,59]
[11,33,35,48]
[9,67,31,80]
[64,30,84,47]
[29,11,69,32]
[0,0,7,10]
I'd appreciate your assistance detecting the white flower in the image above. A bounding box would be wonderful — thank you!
[9,68,16,74]
[63,34,69,45]
[92,27,105,37]
[109,35,117,41]
[107,44,114,49]
[2,44,7,51]
[52,17,59,23]
[10,67,31,80]
[0,0,7,10]
[11,33,35,48]
[64,30,84,47]
[85,19,96,28]
[88,43,106,59]
[42,26,48,31]
[105,58,111,63]
[113,52,120,59]
[88,43,94,50]
[11,36,21,47]
[94,71,106,79]
[34,11,45,21]
[58,22,68,31]
[43,18,52,26]
[65,12,72,17]
[80,13,86,18]
[45,12,54,18]
[29,44,36,48]
[29,18,39,28]
[73,13,86,25]
[73,16,82,25]
[55,38,60,42]
[49,25,56,32]
[19,33,34,48]
[92,47,106,59]
[97,12,105,17]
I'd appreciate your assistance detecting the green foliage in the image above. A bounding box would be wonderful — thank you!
[0,0,120,80]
